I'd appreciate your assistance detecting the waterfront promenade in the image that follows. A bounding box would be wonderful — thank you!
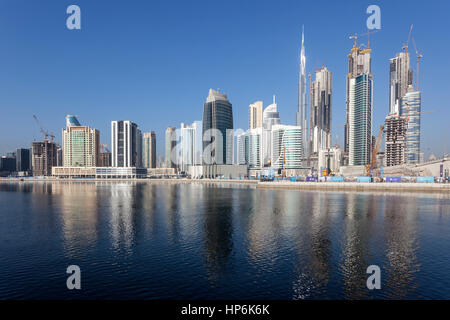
[2,177,450,193]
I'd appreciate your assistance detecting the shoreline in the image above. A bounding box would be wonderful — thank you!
[2,177,450,193]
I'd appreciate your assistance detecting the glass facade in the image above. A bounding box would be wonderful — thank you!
[401,91,421,165]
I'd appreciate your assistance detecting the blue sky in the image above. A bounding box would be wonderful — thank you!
[0,0,449,159]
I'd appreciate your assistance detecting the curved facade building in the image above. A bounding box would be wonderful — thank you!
[262,100,281,166]
[202,89,233,165]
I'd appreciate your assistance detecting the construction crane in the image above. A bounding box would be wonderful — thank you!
[403,102,438,122]
[402,24,414,53]
[412,37,423,91]
[349,29,380,48]
[366,125,385,176]
[33,115,55,143]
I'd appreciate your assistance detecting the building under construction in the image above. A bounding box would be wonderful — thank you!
[32,141,57,176]
[384,115,407,167]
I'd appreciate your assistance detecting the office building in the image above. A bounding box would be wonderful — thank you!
[271,124,302,170]
[401,87,422,165]
[262,97,281,166]
[63,115,100,167]
[345,42,373,166]
[111,121,142,167]
[237,127,262,168]
[165,126,177,169]
[202,89,233,165]
[180,121,202,172]
[16,148,31,172]
[309,67,332,155]
[249,101,263,129]
[32,140,57,176]
[143,131,156,169]
[0,156,16,174]
[296,26,307,159]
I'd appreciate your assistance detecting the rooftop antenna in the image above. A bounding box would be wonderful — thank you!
[273,95,276,104]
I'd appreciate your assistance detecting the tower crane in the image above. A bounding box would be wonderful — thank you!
[349,29,380,48]
[412,37,423,91]
[366,125,384,177]
[402,24,414,53]
[33,115,55,143]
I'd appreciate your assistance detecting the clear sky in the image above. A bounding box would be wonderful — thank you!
[0,0,449,159]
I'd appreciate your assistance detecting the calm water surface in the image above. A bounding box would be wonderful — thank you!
[0,181,450,299]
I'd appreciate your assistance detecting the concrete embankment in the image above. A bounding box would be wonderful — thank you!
[258,181,450,192]
[2,177,450,193]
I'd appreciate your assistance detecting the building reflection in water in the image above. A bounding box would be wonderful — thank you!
[382,194,420,299]
[291,191,333,299]
[109,182,137,253]
[200,184,234,285]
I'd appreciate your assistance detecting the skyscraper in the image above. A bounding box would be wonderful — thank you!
[309,67,332,155]
[296,26,307,159]
[202,89,233,165]
[111,121,142,167]
[237,128,262,168]
[180,121,202,171]
[389,52,413,115]
[249,101,263,130]
[165,126,177,169]
[262,97,281,166]
[345,42,373,166]
[62,115,100,167]
[385,48,413,167]
[401,87,422,165]
[143,131,156,169]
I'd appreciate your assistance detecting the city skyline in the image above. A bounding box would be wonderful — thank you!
[0,1,449,160]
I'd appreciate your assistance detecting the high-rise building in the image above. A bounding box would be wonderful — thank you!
[179,122,202,171]
[296,26,307,158]
[309,67,332,155]
[111,121,142,167]
[32,140,57,176]
[262,97,281,166]
[237,128,262,168]
[384,115,407,166]
[165,126,177,169]
[345,42,373,166]
[389,51,413,115]
[16,148,31,172]
[249,101,263,129]
[385,48,415,167]
[202,89,233,165]
[63,115,100,167]
[401,87,421,165]
[143,131,156,169]
[271,124,303,170]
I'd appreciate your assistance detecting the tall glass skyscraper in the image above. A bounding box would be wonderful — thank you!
[111,120,142,167]
[202,89,233,165]
[401,89,421,165]
[296,26,307,159]
[346,43,373,166]
[309,66,332,155]
[262,98,281,166]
